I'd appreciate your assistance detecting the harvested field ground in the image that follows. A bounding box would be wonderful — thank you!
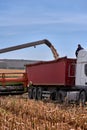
[0,69,87,130]
[0,69,25,73]
[0,94,87,130]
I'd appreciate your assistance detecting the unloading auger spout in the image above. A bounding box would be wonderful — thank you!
[0,39,59,59]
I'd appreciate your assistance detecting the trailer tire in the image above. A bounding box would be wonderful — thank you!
[37,87,42,100]
[32,88,37,100]
[56,91,66,103]
[28,87,33,99]
[78,90,86,106]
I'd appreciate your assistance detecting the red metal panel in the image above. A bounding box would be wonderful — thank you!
[0,73,27,87]
[26,57,76,86]
[65,59,76,86]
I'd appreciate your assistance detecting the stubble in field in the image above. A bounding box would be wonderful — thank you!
[0,95,87,130]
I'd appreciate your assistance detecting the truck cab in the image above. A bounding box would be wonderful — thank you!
[75,49,87,86]
[67,49,87,104]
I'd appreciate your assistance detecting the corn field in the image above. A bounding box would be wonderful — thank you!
[0,95,87,130]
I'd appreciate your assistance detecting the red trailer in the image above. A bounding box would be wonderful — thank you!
[26,57,76,101]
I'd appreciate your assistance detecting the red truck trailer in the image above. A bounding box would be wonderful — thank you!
[26,49,87,104]
[26,57,77,102]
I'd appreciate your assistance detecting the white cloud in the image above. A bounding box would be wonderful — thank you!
[0,12,87,27]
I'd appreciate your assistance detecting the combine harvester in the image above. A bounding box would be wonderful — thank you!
[0,39,58,94]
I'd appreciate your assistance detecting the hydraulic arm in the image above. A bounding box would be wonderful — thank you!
[0,39,59,59]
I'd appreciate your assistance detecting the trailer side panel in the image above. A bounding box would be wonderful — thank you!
[26,57,76,86]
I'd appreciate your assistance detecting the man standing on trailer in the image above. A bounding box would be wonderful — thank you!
[75,44,84,57]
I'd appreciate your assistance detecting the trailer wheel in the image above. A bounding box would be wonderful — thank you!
[37,87,42,100]
[56,91,65,103]
[32,88,37,100]
[28,87,33,99]
[78,91,86,106]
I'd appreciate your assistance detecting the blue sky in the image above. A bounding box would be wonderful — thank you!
[0,0,87,60]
